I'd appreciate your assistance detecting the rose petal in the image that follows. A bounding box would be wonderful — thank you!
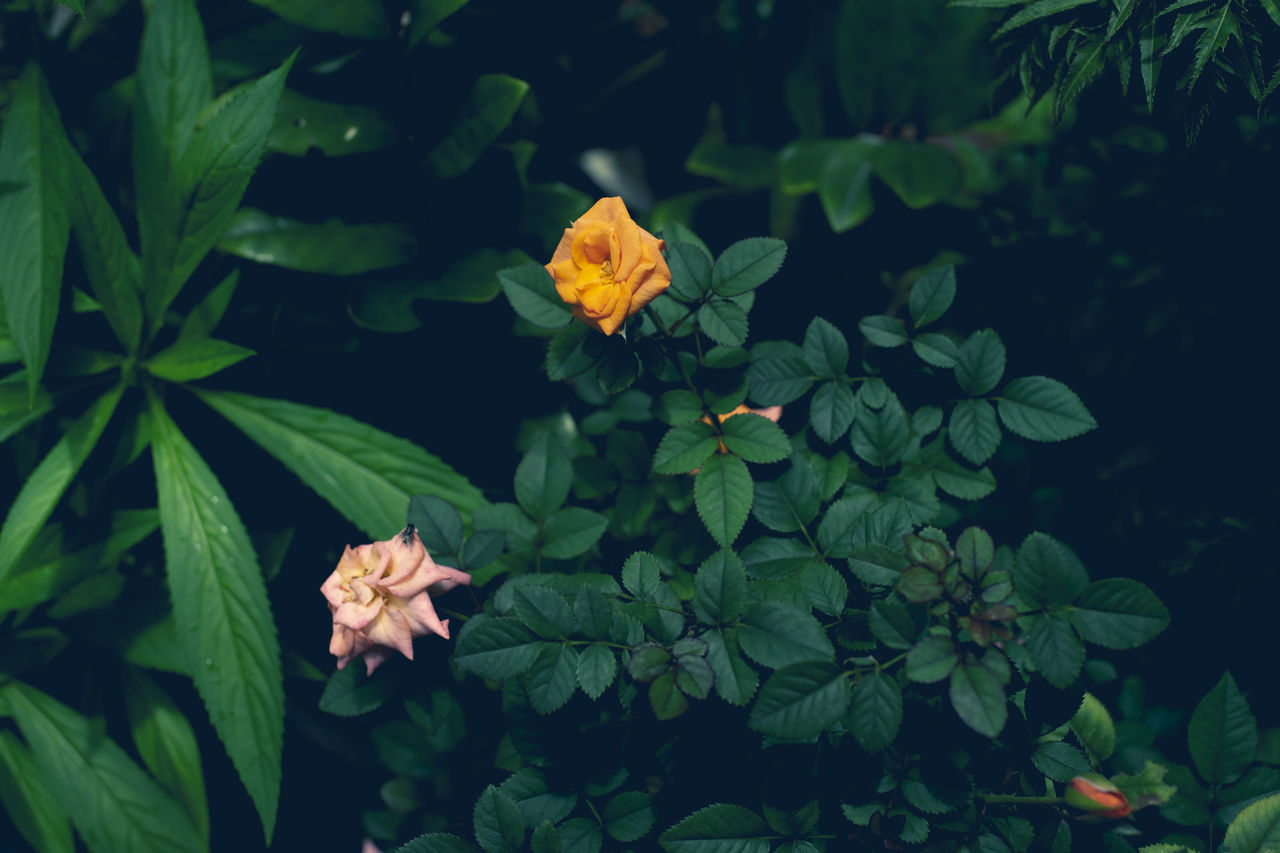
[399,592,451,640]
[334,595,383,631]
[364,607,415,660]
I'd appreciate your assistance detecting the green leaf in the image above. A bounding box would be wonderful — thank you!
[150,398,283,840]
[1071,692,1117,760]
[802,317,849,378]
[1031,741,1092,784]
[540,507,608,559]
[858,315,909,347]
[197,389,483,538]
[144,337,254,383]
[817,140,877,231]
[912,333,960,368]
[720,413,790,463]
[659,803,771,853]
[930,457,996,501]
[1068,578,1170,649]
[453,616,541,679]
[429,74,529,179]
[268,88,397,156]
[956,329,1006,396]
[992,0,1095,38]
[956,526,995,578]
[906,636,959,684]
[122,668,209,845]
[649,671,689,720]
[622,551,662,600]
[576,644,617,700]
[393,833,480,853]
[704,629,758,705]
[248,0,389,35]
[1188,672,1257,785]
[1026,614,1085,688]
[698,299,749,347]
[748,341,814,405]
[873,140,963,208]
[997,376,1097,442]
[511,584,575,639]
[851,391,910,468]
[500,264,571,329]
[0,65,71,401]
[800,562,847,616]
[410,0,471,45]
[738,602,834,669]
[653,422,718,475]
[850,670,902,752]
[1,682,203,853]
[524,645,579,714]
[1015,532,1089,610]
[694,549,749,623]
[909,266,956,329]
[949,399,1001,465]
[408,494,464,556]
[573,589,613,640]
[810,382,856,444]
[318,663,393,716]
[604,791,654,843]
[178,270,237,342]
[0,387,121,584]
[752,456,821,533]
[515,431,572,520]
[750,662,851,740]
[497,768,577,827]
[1222,791,1280,853]
[665,241,713,302]
[0,730,73,853]
[655,390,706,425]
[711,237,787,296]
[217,208,415,275]
[950,663,1007,737]
[474,785,525,853]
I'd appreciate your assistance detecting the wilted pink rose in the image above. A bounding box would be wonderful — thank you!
[321,525,471,675]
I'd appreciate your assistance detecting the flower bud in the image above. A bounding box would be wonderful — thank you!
[1066,774,1132,819]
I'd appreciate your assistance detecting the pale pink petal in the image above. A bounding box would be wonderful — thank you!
[753,405,783,423]
[334,596,383,631]
[362,839,383,853]
[426,565,472,596]
[399,592,451,640]
[364,543,394,585]
[364,608,415,660]
[320,570,347,609]
[362,648,392,676]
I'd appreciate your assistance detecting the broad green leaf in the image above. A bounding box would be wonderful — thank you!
[851,392,910,467]
[512,584,574,640]
[408,494,464,555]
[146,55,294,325]
[694,454,753,548]
[1025,614,1085,688]
[747,341,814,405]
[497,768,577,827]
[810,382,856,444]
[134,0,212,326]
[453,616,541,679]
[655,390,705,425]
[621,551,662,600]
[429,74,529,179]
[541,507,608,559]
[652,422,718,474]
[268,89,397,156]
[353,249,531,333]
[711,237,787,296]
[410,0,471,44]
[858,315,908,347]
[1188,672,1257,785]
[950,663,1007,737]
[474,785,525,853]
[666,241,713,301]
[750,662,851,740]
[122,668,209,845]
[515,431,572,520]
[143,337,254,383]
[217,208,415,275]
[0,731,72,853]
[817,140,876,231]
[873,140,963,208]
[909,266,956,329]
[720,412,790,463]
[949,399,1001,465]
[912,333,960,368]
[649,671,689,720]
[738,602,834,669]
[604,791,654,843]
[1014,532,1088,610]
[178,271,237,342]
[704,629,758,705]
[905,636,959,684]
[802,317,849,378]
[1,682,203,853]
[997,376,1097,442]
[956,329,1006,395]
[576,644,617,700]
[0,387,121,584]
[930,458,996,500]
[992,0,1095,38]
[659,803,771,853]
[246,0,390,38]
[694,549,748,623]
[1032,741,1092,783]
[393,834,480,853]
[850,671,902,752]
[752,456,821,532]
[150,398,282,840]
[1068,578,1170,649]
[1072,692,1116,760]
[1222,791,1280,853]
[0,65,71,402]
[955,526,994,578]
[196,389,483,538]
[800,563,847,616]
[318,664,393,716]
[543,324,593,380]
[816,496,868,559]
[500,264,571,328]
[698,299,749,347]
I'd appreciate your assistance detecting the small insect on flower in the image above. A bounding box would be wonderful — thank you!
[399,523,417,546]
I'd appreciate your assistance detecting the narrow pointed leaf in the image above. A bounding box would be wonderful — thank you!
[428,75,529,179]
[247,0,390,38]
[694,454,753,547]
[144,338,255,383]
[850,670,902,752]
[1188,672,1257,785]
[908,266,956,329]
[217,208,415,275]
[150,399,283,840]
[0,731,73,853]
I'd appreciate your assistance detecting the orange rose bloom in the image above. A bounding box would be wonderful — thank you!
[546,197,670,335]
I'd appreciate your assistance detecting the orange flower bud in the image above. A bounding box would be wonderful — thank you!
[545,197,670,335]
[1066,775,1132,819]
